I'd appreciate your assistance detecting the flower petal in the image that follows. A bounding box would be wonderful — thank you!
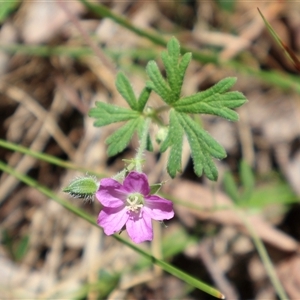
[97,206,129,235]
[144,195,174,220]
[96,178,128,207]
[123,172,150,196]
[126,211,153,243]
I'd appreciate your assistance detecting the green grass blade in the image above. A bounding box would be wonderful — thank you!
[0,43,93,58]
[0,139,104,177]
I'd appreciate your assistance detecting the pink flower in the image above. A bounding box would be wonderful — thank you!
[96,171,174,243]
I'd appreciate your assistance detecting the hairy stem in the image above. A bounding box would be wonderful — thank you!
[135,118,151,172]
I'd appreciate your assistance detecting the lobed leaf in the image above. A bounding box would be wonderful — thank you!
[176,113,226,180]
[146,37,191,104]
[167,37,180,67]
[174,78,247,121]
[176,52,192,97]
[115,72,138,110]
[106,118,142,156]
[160,110,226,180]
[89,102,139,127]
[146,61,171,102]
[161,51,177,99]
[137,87,151,112]
[160,109,183,178]
[223,171,240,203]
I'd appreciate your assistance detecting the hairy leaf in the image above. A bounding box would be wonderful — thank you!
[161,110,226,180]
[177,113,226,180]
[146,61,171,102]
[137,87,151,112]
[146,37,192,104]
[89,71,154,157]
[116,72,138,110]
[160,109,184,177]
[89,102,139,127]
[106,118,142,156]
[174,78,247,121]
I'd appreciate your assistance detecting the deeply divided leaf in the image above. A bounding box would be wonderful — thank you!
[177,113,226,180]
[116,72,138,110]
[162,110,226,180]
[174,77,247,121]
[106,118,142,156]
[146,61,171,102]
[89,102,139,127]
[137,87,151,112]
[89,71,154,157]
[160,109,183,178]
[146,37,191,105]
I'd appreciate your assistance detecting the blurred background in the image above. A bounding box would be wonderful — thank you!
[1,0,300,299]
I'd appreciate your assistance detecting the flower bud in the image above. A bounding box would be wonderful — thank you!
[63,175,99,201]
[155,126,169,144]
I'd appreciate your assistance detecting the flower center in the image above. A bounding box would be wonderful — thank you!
[126,193,144,213]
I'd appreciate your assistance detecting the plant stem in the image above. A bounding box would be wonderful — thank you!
[135,118,150,173]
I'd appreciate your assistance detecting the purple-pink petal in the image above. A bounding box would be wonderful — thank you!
[96,178,128,207]
[144,195,174,220]
[122,171,150,196]
[126,211,153,243]
[97,206,128,235]
[96,172,175,243]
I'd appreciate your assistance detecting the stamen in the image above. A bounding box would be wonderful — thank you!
[126,194,144,212]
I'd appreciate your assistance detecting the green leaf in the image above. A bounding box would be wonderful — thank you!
[177,52,192,96]
[174,77,247,121]
[146,61,171,102]
[177,113,226,180]
[146,37,192,104]
[160,109,183,178]
[161,51,177,98]
[89,73,153,157]
[160,38,181,99]
[167,36,181,66]
[116,72,138,110]
[240,160,255,201]
[15,235,29,261]
[223,171,240,203]
[161,110,226,180]
[137,87,151,112]
[106,118,142,156]
[89,102,139,127]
